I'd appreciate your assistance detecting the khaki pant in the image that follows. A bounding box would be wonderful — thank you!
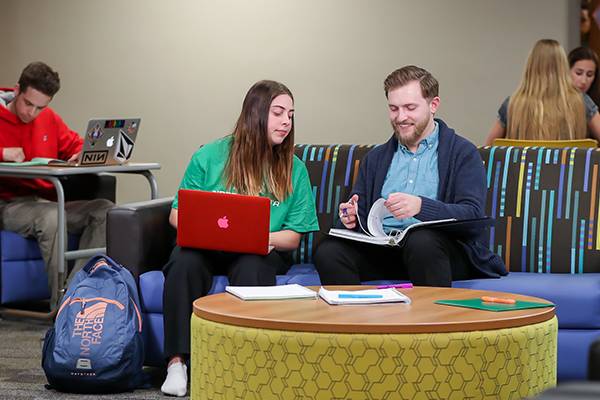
[1,197,114,309]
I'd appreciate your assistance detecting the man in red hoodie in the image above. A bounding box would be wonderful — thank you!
[0,62,113,308]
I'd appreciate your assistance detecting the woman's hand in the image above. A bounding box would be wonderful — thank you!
[269,230,301,251]
[169,208,178,229]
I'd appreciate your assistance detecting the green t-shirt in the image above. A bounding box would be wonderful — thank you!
[172,136,319,233]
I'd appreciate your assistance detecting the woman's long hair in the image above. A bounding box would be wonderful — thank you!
[507,39,587,140]
[224,80,294,201]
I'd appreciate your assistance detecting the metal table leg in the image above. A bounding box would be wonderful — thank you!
[141,170,159,199]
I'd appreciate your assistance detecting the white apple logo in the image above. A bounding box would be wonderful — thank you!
[106,136,115,147]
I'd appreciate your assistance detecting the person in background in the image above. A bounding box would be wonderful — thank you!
[580,0,592,45]
[485,39,600,145]
[314,65,506,290]
[160,80,319,397]
[569,46,600,105]
[0,62,113,309]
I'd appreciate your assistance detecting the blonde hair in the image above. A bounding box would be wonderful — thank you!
[224,80,294,201]
[507,39,587,140]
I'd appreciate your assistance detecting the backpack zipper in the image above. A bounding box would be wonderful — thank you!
[69,297,125,310]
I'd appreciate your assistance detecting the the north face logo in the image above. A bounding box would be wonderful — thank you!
[72,301,108,359]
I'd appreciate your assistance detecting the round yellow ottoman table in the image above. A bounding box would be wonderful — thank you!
[190,287,557,400]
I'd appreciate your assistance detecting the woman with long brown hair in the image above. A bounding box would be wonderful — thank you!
[485,39,600,145]
[569,46,600,105]
[160,80,319,396]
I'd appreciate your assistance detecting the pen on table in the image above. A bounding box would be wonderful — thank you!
[338,293,384,299]
[377,283,413,289]
[481,296,516,304]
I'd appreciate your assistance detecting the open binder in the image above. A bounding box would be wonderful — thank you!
[329,198,493,246]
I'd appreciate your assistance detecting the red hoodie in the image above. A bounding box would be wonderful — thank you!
[0,88,83,200]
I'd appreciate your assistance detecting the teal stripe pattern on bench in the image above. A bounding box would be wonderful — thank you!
[480,146,600,273]
[293,144,375,264]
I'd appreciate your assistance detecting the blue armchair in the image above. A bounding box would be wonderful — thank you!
[0,174,116,309]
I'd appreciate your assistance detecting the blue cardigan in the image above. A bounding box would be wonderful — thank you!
[348,119,507,278]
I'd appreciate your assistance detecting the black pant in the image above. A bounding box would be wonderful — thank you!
[314,229,475,287]
[162,246,291,359]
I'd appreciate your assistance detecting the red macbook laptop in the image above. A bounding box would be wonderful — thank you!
[176,189,271,255]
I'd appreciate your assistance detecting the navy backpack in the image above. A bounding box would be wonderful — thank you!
[42,255,144,393]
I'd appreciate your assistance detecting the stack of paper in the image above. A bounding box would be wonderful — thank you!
[318,287,411,305]
[225,284,317,300]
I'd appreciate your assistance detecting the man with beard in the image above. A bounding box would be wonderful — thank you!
[314,65,506,287]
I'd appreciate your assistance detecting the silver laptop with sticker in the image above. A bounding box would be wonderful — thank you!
[77,118,141,166]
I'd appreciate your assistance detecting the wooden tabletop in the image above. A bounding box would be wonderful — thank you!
[193,286,555,334]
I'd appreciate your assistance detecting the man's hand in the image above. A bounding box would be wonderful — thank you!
[2,147,25,163]
[67,151,82,163]
[384,192,422,220]
[339,194,359,229]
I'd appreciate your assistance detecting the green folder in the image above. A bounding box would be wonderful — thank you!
[435,298,555,312]
[0,157,62,167]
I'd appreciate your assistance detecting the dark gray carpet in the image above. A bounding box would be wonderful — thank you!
[0,316,181,399]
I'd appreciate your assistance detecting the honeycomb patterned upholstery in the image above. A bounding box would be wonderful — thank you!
[191,315,557,400]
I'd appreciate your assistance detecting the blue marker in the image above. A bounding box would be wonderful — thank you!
[341,198,356,217]
[338,293,384,299]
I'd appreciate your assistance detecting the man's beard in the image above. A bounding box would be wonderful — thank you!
[392,118,428,146]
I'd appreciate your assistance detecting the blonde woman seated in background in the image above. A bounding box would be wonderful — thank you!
[485,39,600,146]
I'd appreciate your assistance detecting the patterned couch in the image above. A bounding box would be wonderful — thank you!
[452,146,600,381]
[106,144,600,380]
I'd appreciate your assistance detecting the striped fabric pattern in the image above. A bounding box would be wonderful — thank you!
[293,144,375,264]
[481,146,600,273]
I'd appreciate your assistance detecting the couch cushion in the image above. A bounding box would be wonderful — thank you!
[207,275,229,295]
[139,271,164,313]
[1,231,43,260]
[453,272,600,328]
[1,259,50,303]
[1,231,80,260]
[142,312,165,367]
[287,273,322,286]
[1,231,80,304]
[287,263,319,275]
[557,329,600,381]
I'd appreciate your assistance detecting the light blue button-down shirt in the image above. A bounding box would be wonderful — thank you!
[381,122,439,232]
